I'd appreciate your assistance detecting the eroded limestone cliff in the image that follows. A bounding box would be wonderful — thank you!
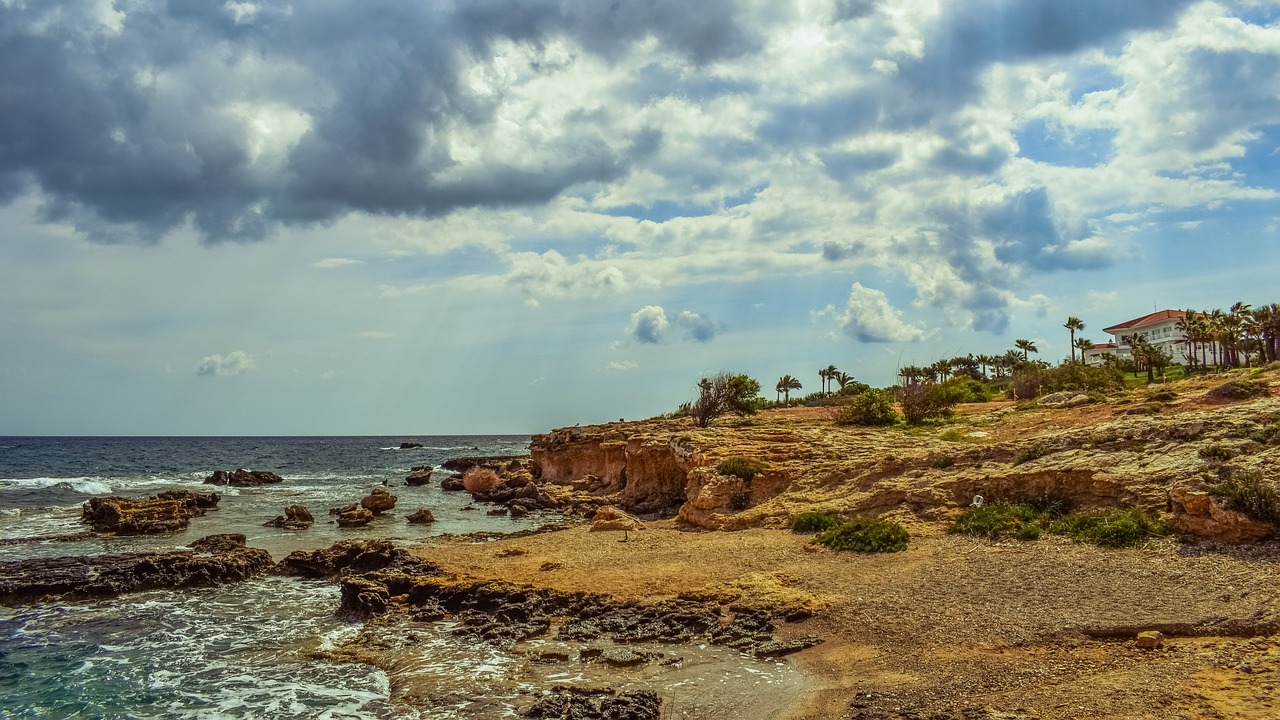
[526,374,1280,541]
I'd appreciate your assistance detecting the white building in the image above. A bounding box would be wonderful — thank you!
[1083,309,1192,367]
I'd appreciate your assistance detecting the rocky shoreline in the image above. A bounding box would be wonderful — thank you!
[3,371,1279,718]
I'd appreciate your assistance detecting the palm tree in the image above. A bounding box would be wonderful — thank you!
[1014,339,1038,361]
[775,375,802,404]
[1255,303,1280,363]
[1074,338,1094,364]
[819,364,838,395]
[832,371,855,392]
[1064,317,1085,363]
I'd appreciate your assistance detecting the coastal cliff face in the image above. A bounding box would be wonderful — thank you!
[527,372,1280,540]
[530,423,702,514]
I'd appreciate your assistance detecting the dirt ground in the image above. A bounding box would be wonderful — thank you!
[415,524,1280,720]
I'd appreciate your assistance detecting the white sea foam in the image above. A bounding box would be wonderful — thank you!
[0,477,113,495]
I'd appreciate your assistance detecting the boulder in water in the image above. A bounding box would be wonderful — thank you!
[204,469,284,487]
[405,466,434,486]
[264,504,314,530]
[337,508,374,527]
[81,491,221,535]
[361,488,397,514]
[0,534,272,604]
[406,508,435,524]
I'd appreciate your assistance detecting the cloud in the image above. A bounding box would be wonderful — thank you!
[313,258,364,268]
[607,360,638,372]
[0,0,752,244]
[830,283,926,343]
[628,305,669,344]
[196,351,256,377]
[626,305,721,344]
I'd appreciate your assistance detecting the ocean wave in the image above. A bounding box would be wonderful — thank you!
[0,477,113,495]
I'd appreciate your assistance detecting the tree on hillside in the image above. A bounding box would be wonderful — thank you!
[775,375,802,403]
[1064,317,1085,362]
[1014,339,1038,361]
[691,373,762,428]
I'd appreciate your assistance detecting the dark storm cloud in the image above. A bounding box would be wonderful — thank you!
[0,0,753,244]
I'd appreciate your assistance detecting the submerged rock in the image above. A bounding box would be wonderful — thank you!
[204,468,285,487]
[405,466,434,486]
[264,504,315,530]
[406,508,436,524]
[81,491,221,534]
[0,534,272,604]
[337,508,374,527]
[399,442,423,449]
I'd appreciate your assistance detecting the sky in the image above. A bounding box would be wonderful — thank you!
[2,0,1279,436]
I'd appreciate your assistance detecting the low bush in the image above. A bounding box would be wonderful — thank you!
[1147,388,1178,402]
[716,456,768,481]
[729,491,751,511]
[791,511,842,533]
[1048,507,1167,548]
[814,517,909,553]
[1198,444,1234,462]
[1207,378,1269,401]
[1013,442,1049,465]
[1267,361,1280,372]
[949,502,1042,541]
[1249,423,1280,445]
[462,467,503,494]
[931,454,956,469]
[835,389,900,426]
[1208,469,1280,524]
[896,382,956,425]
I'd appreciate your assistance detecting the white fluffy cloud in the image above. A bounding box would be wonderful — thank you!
[829,283,927,343]
[196,351,256,377]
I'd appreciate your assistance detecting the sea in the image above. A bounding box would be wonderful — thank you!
[0,436,803,719]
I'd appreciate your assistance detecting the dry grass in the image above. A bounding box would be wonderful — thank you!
[461,466,502,494]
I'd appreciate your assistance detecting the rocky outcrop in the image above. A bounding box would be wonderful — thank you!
[361,488,397,514]
[405,466,434,486]
[81,491,221,534]
[589,506,643,533]
[521,688,661,720]
[399,442,423,449]
[275,539,441,579]
[204,469,285,487]
[264,504,314,530]
[0,534,272,604]
[443,455,534,475]
[335,570,820,658]
[337,508,374,527]
[406,508,436,524]
[1168,487,1276,543]
[528,394,1280,538]
[530,424,703,517]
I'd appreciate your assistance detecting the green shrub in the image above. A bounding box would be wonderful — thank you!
[1207,378,1269,401]
[1267,361,1280,372]
[1048,507,1167,548]
[716,456,768,481]
[1147,388,1178,402]
[896,382,956,425]
[949,502,1042,541]
[835,388,900,426]
[1013,442,1049,465]
[729,491,751,511]
[1249,423,1280,445]
[791,511,842,533]
[1208,469,1280,524]
[931,454,956,469]
[814,517,909,553]
[936,376,992,404]
[1198,444,1234,462]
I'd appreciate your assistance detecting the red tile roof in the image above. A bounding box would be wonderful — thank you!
[1103,309,1185,334]
[1087,343,1119,349]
